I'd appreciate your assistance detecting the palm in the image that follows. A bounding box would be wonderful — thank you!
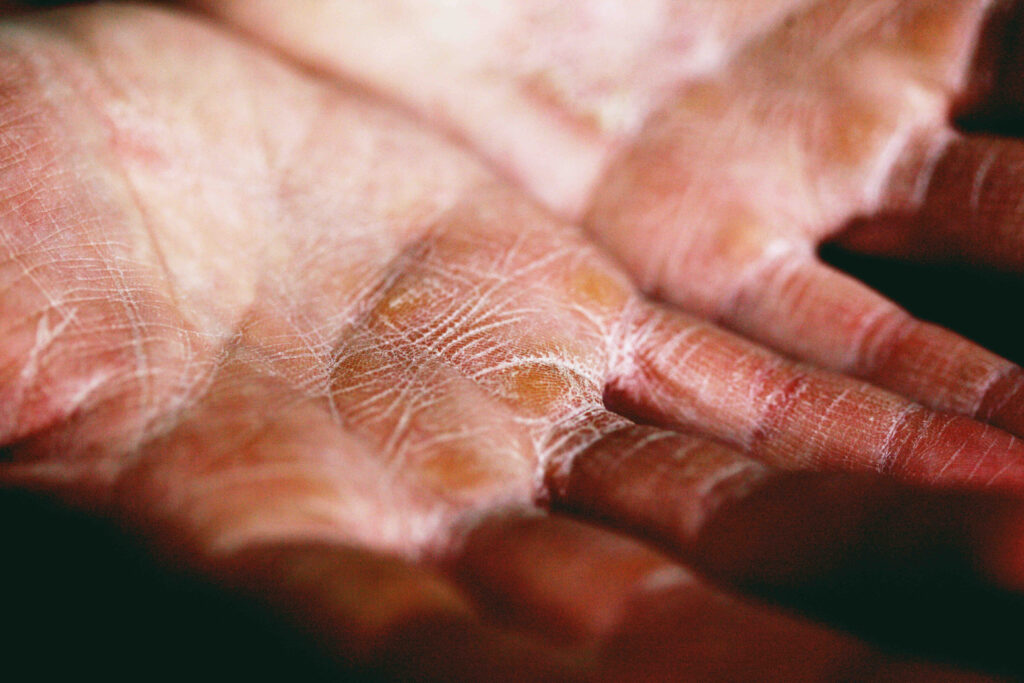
[3,4,1024,680]
[198,0,1024,439]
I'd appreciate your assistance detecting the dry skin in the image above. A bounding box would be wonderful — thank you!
[3,1,1024,680]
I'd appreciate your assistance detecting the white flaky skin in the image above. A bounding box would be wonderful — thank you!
[195,0,1024,433]
[3,3,1024,680]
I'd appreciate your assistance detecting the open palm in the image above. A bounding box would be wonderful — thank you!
[3,3,1024,680]
[200,0,1024,441]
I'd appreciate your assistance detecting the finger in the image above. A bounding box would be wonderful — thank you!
[606,302,1024,488]
[544,416,1024,589]
[442,506,674,645]
[544,417,1024,672]
[661,249,1024,441]
[440,506,977,681]
[839,134,1024,273]
[221,541,581,682]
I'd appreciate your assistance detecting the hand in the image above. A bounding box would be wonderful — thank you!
[194,0,1024,451]
[3,4,1024,680]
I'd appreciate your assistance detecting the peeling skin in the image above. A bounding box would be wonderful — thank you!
[5,2,1024,679]
[194,0,1024,439]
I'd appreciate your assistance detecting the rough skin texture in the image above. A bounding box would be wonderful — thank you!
[3,2,1024,680]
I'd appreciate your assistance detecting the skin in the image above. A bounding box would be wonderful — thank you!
[2,2,1024,680]
[193,0,1024,437]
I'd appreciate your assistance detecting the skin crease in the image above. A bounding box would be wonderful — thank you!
[191,0,1024,440]
[2,2,1024,681]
